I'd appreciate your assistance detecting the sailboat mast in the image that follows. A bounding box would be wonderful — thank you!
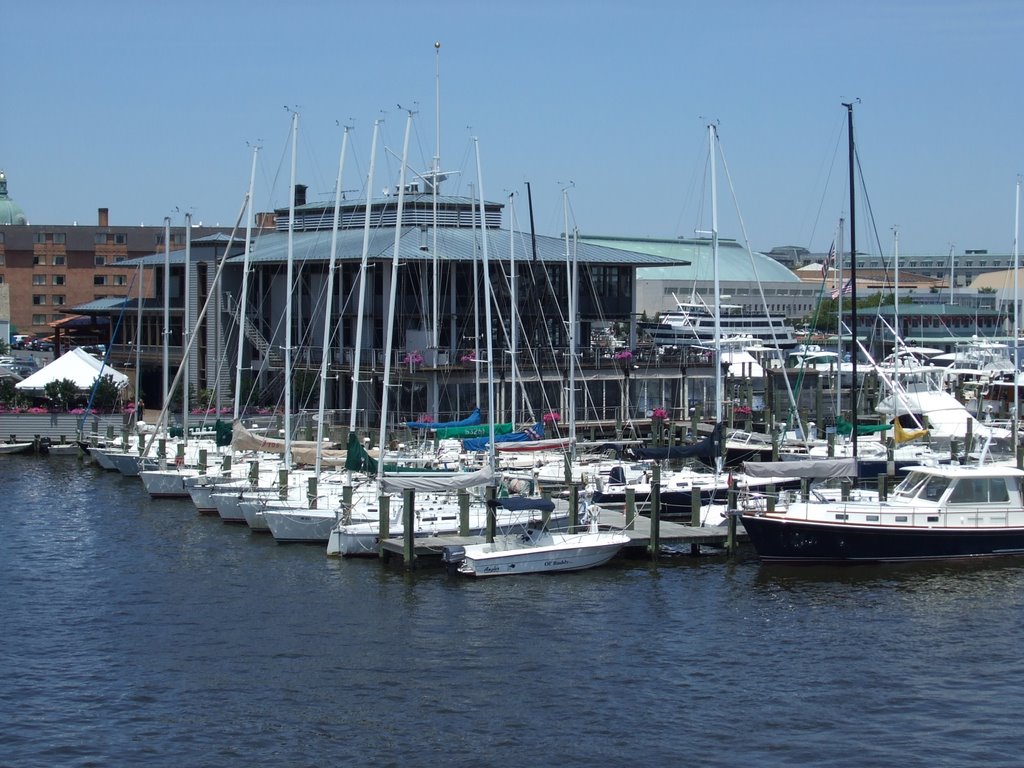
[315,126,350,478]
[1014,175,1020,459]
[284,111,298,472]
[843,101,858,459]
[431,41,441,352]
[134,260,142,425]
[182,212,191,445]
[350,120,380,435]
[509,192,518,427]
[162,216,171,442]
[709,123,722,428]
[474,138,497,472]
[376,111,413,483]
[233,145,259,422]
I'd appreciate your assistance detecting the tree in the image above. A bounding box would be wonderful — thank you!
[90,374,123,411]
[44,377,81,411]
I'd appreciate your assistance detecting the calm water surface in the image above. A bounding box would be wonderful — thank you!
[2,454,1024,767]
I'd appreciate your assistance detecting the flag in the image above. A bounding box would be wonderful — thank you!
[831,279,852,300]
[821,240,836,277]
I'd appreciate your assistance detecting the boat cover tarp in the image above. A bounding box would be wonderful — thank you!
[742,457,858,479]
[406,408,481,430]
[230,419,326,454]
[436,422,513,439]
[835,417,892,436]
[496,497,555,513]
[291,445,348,467]
[463,423,544,452]
[380,465,495,493]
[893,420,929,444]
[634,423,722,461]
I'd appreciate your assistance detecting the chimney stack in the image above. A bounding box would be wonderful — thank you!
[98,207,109,227]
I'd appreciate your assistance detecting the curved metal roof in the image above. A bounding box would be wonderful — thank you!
[579,235,801,283]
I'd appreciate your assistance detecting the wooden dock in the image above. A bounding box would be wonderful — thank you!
[379,508,747,563]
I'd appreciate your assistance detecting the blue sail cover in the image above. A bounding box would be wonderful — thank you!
[406,407,482,430]
[462,423,544,452]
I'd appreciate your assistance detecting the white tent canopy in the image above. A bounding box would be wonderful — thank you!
[15,347,129,392]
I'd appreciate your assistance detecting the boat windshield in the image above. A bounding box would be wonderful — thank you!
[892,472,950,502]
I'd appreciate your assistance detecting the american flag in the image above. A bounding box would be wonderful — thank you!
[831,279,853,300]
[821,240,836,277]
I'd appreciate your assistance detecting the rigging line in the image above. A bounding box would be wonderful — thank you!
[804,111,848,249]
[717,135,805,434]
[79,266,142,434]
[854,147,892,293]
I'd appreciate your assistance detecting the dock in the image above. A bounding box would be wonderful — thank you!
[379,508,747,563]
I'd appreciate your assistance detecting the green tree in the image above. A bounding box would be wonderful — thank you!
[90,374,123,411]
[44,377,81,411]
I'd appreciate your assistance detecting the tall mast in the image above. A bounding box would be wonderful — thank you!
[709,123,722,430]
[284,111,298,472]
[509,192,518,427]
[233,145,259,422]
[376,111,413,484]
[182,212,191,445]
[474,137,497,474]
[431,41,441,352]
[350,120,380,436]
[1014,176,1021,459]
[134,259,143,426]
[315,126,349,478]
[162,215,171,443]
[843,101,858,459]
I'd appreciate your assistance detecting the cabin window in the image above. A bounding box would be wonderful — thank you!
[949,478,1010,504]
[895,515,908,523]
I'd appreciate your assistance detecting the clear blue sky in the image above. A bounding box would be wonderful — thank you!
[6,0,1022,257]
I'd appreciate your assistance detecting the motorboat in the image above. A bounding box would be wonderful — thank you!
[740,458,1024,563]
[444,508,630,577]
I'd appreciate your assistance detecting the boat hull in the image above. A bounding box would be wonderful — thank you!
[740,513,1024,564]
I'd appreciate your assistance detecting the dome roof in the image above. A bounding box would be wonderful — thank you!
[0,170,27,225]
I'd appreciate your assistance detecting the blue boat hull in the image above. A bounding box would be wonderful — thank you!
[740,514,1024,564]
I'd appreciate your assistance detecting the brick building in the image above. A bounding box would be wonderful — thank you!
[0,170,231,342]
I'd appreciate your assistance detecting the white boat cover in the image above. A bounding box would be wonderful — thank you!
[380,465,495,493]
[742,457,858,479]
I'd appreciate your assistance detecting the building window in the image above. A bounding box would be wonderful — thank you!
[95,255,106,266]
[33,233,46,244]
[51,314,62,323]
[113,274,128,286]
[0,275,5,284]
[0,254,4,265]
[32,275,45,285]
[114,233,127,245]
[53,233,66,245]
[32,314,47,325]
[94,275,107,286]
[53,255,65,266]
[52,275,65,286]
[53,295,66,306]
[33,255,45,266]
[94,233,108,245]
[33,295,46,305]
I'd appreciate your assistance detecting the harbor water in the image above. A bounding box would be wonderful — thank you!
[3,454,1024,767]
